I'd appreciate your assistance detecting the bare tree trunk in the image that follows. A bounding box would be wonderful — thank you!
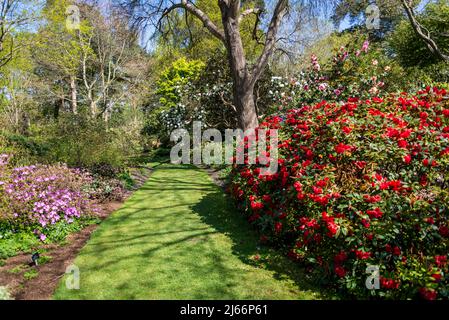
[234,80,258,130]
[54,98,62,119]
[219,1,258,131]
[69,75,78,114]
[19,112,30,136]
[90,100,97,118]
[14,105,19,130]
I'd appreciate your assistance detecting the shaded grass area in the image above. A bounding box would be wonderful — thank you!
[54,164,330,300]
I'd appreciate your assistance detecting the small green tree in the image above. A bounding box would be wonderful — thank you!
[156,57,205,109]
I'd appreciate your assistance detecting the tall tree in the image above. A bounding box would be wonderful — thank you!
[0,0,37,68]
[33,0,89,115]
[120,0,333,131]
[77,3,134,118]
[400,0,448,62]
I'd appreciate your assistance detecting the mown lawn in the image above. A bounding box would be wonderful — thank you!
[54,163,328,300]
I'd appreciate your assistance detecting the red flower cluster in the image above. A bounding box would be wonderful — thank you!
[230,88,449,299]
[380,277,401,290]
[419,288,437,300]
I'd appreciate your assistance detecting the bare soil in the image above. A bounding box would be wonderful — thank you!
[199,165,228,191]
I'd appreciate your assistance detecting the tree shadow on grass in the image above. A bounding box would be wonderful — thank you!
[190,188,336,300]
[57,163,336,299]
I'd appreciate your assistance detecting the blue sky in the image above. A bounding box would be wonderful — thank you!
[137,0,434,52]
[20,0,435,52]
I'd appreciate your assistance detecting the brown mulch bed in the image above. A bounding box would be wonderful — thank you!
[0,166,153,300]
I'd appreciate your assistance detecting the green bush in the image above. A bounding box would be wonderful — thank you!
[0,131,49,166]
[32,115,139,171]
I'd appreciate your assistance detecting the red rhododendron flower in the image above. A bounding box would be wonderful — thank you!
[364,195,382,203]
[366,208,383,219]
[312,186,323,194]
[354,161,367,169]
[380,277,400,289]
[297,192,306,200]
[369,108,384,116]
[275,222,282,233]
[435,255,447,267]
[397,139,408,149]
[393,246,401,256]
[334,266,347,278]
[431,273,442,282]
[262,194,271,203]
[439,225,449,238]
[386,127,399,138]
[420,111,428,120]
[388,180,403,191]
[316,178,329,188]
[293,181,302,191]
[400,129,412,138]
[334,251,348,265]
[326,222,338,237]
[342,126,352,134]
[250,201,264,211]
[355,250,371,260]
[420,174,428,186]
[404,154,412,164]
[334,143,353,154]
[309,194,329,206]
[361,219,370,228]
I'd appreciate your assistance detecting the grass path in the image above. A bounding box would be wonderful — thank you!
[54,164,325,300]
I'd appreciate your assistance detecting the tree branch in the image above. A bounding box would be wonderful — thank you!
[160,0,226,43]
[238,7,262,23]
[250,0,288,85]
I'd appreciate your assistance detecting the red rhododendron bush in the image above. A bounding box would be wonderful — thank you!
[229,87,449,300]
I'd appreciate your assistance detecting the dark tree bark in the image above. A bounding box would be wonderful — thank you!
[151,0,288,131]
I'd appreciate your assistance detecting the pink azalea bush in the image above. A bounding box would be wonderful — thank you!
[0,154,96,242]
